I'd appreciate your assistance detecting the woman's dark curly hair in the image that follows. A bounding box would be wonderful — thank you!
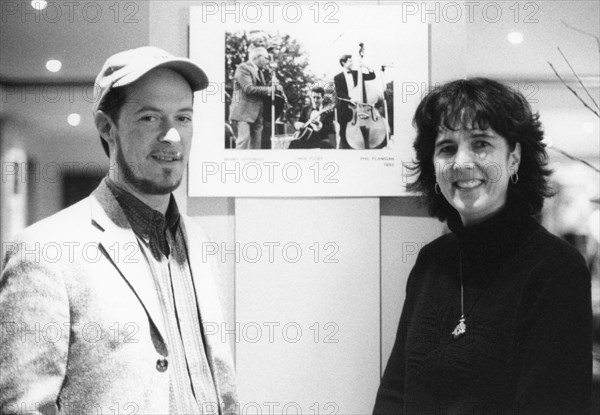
[406,77,552,222]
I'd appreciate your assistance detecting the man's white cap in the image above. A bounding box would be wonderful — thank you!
[93,46,209,112]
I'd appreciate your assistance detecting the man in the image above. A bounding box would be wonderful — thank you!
[333,54,376,149]
[289,86,336,149]
[0,46,237,414]
[229,46,281,149]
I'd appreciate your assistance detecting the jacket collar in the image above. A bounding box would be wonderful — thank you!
[105,178,180,259]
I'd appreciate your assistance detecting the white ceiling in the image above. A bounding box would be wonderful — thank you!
[0,1,149,82]
[1,1,598,82]
[465,0,599,80]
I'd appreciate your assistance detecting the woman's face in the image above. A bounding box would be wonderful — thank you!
[433,125,521,226]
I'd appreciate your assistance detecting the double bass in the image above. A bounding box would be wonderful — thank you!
[344,43,388,149]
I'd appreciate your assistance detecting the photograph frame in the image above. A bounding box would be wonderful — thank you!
[188,3,429,197]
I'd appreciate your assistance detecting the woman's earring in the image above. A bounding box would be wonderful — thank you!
[510,172,519,184]
[434,183,441,194]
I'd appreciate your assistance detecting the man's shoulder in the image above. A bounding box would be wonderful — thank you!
[235,61,253,72]
[13,197,94,244]
[300,104,313,114]
[10,176,120,245]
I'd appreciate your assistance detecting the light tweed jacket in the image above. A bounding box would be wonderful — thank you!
[229,61,271,123]
[0,179,237,414]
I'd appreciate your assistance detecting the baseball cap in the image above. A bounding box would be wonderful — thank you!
[93,46,209,112]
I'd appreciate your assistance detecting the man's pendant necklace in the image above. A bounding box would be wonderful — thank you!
[452,252,467,339]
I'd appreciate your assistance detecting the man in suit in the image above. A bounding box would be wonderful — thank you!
[289,86,336,149]
[229,47,282,149]
[0,46,237,414]
[333,54,376,149]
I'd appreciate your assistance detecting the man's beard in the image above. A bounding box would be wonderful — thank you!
[115,135,182,195]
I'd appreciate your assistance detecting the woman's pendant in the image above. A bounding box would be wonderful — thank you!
[452,316,466,339]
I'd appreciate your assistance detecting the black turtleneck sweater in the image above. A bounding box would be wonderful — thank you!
[374,198,592,415]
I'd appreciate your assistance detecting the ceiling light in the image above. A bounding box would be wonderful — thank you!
[507,32,523,45]
[31,1,47,10]
[46,59,62,73]
[67,114,81,127]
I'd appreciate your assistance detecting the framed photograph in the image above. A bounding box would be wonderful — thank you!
[188,3,428,197]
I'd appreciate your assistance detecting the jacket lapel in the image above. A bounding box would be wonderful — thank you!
[247,61,262,85]
[90,180,168,343]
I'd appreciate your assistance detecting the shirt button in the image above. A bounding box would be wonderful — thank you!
[156,358,168,372]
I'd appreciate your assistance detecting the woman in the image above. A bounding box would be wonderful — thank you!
[374,78,592,414]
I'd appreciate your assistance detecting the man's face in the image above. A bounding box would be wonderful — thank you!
[311,92,324,108]
[255,52,270,70]
[251,36,266,48]
[111,68,194,196]
[343,57,353,70]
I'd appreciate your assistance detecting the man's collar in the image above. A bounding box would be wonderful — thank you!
[105,177,180,237]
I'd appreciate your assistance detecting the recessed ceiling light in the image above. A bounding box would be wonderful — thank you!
[46,59,62,73]
[507,32,523,45]
[67,114,81,127]
[31,1,47,10]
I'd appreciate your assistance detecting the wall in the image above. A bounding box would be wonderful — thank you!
[149,1,446,412]
[0,84,109,225]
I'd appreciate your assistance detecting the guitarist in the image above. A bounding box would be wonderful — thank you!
[290,87,336,149]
